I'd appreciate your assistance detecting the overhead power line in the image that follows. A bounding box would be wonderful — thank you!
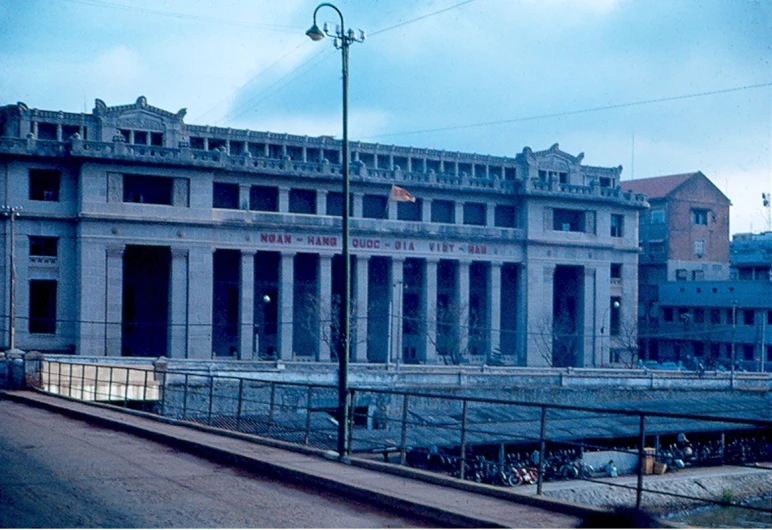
[370,0,478,37]
[364,81,772,140]
[59,0,303,33]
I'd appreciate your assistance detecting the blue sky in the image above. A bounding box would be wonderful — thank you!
[1,0,769,233]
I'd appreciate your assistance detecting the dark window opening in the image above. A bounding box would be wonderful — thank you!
[250,185,278,212]
[123,174,173,205]
[62,125,79,139]
[122,246,170,356]
[208,139,226,151]
[289,189,316,214]
[663,307,674,322]
[463,202,486,226]
[611,214,624,237]
[29,236,58,257]
[743,309,755,326]
[189,137,205,149]
[213,249,241,357]
[711,309,721,324]
[134,131,148,145]
[213,182,240,209]
[553,208,585,232]
[694,307,705,323]
[610,263,622,279]
[362,195,387,219]
[504,167,517,180]
[29,280,57,334]
[151,133,163,146]
[37,122,57,140]
[692,209,709,225]
[326,191,353,216]
[29,169,61,201]
[397,199,421,221]
[610,297,622,336]
[494,205,516,228]
[431,200,454,223]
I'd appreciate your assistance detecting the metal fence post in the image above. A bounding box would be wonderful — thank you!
[399,393,410,466]
[143,369,149,402]
[347,389,354,455]
[267,382,276,436]
[537,405,547,495]
[236,378,244,431]
[459,399,469,480]
[160,370,167,417]
[636,413,646,509]
[108,366,114,401]
[80,364,86,400]
[208,375,215,425]
[68,363,73,398]
[94,365,100,401]
[182,373,189,420]
[304,385,313,446]
[124,368,130,407]
[57,362,62,395]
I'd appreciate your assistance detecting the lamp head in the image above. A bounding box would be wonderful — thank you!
[306,24,325,41]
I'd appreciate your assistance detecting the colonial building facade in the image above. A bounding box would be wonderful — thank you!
[0,97,646,366]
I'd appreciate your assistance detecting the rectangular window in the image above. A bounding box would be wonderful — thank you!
[29,236,58,257]
[650,209,665,224]
[134,131,148,145]
[504,167,516,180]
[362,195,387,219]
[29,169,61,201]
[694,307,705,323]
[743,309,755,326]
[29,279,57,334]
[463,202,486,226]
[213,182,240,209]
[610,214,624,237]
[123,174,172,205]
[676,269,688,281]
[189,137,205,149]
[326,192,353,216]
[610,263,622,279]
[553,208,585,232]
[494,205,516,228]
[692,269,705,280]
[431,200,454,223]
[692,209,709,225]
[37,122,57,140]
[663,307,674,322]
[710,309,721,324]
[289,189,316,214]
[743,344,754,361]
[397,199,421,221]
[249,185,278,212]
[151,133,164,146]
[694,239,706,256]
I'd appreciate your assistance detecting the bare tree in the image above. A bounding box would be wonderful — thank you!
[613,318,640,368]
[298,293,365,361]
[422,301,490,365]
[530,311,580,367]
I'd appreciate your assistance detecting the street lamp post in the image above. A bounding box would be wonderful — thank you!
[306,3,365,460]
[1,205,22,354]
[600,299,621,365]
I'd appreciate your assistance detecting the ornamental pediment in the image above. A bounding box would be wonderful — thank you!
[115,111,165,131]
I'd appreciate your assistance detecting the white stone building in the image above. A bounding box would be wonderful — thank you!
[0,97,646,366]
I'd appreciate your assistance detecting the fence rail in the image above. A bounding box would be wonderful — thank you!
[30,359,772,516]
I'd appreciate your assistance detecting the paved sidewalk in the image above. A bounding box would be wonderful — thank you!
[2,390,593,528]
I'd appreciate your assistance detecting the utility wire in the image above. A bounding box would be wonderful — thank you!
[369,0,478,37]
[364,81,772,140]
[59,0,302,33]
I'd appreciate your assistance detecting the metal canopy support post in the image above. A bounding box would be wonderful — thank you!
[537,406,547,495]
[636,414,646,509]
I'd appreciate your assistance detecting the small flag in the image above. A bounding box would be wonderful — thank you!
[390,185,416,203]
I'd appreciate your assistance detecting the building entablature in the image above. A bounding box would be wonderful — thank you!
[658,280,772,309]
[1,97,647,208]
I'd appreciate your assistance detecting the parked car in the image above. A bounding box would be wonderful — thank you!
[657,361,682,371]
[643,360,659,370]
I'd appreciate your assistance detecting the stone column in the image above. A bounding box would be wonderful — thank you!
[455,202,464,225]
[239,251,256,360]
[105,245,125,357]
[490,262,502,361]
[516,264,529,366]
[168,248,189,358]
[422,199,432,223]
[76,240,107,356]
[583,266,597,368]
[187,246,213,359]
[352,193,363,218]
[526,263,555,367]
[279,252,295,359]
[487,203,496,227]
[391,258,405,366]
[458,260,471,359]
[239,184,250,210]
[318,253,333,361]
[423,258,439,364]
[316,190,328,216]
[353,255,370,362]
[279,187,290,213]
[388,199,398,220]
